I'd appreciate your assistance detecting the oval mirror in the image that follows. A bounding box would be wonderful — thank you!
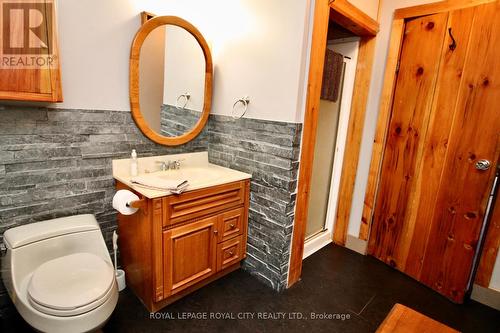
[130,16,213,146]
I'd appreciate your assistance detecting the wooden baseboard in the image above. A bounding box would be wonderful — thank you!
[471,284,500,311]
[346,235,367,255]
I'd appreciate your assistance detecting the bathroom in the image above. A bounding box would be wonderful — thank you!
[1,0,499,332]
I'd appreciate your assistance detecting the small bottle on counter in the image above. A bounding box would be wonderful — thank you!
[130,149,138,177]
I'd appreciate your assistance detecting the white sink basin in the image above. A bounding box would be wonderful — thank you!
[143,167,226,188]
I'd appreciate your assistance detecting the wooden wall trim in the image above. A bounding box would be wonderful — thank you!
[394,0,496,19]
[288,0,379,286]
[330,0,380,36]
[287,0,331,288]
[359,19,405,241]
[332,36,377,245]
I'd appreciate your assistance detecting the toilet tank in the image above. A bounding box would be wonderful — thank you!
[3,215,112,290]
[4,214,102,250]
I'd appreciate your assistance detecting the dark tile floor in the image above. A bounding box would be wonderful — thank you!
[2,244,499,332]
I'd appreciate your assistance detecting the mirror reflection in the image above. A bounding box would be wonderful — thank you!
[139,24,206,137]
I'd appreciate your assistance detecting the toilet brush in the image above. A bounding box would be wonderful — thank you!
[112,230,126,291]
[112,231,118,275]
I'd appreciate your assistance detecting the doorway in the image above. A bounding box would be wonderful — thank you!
[288,0,379,287]
[303,34,360,259]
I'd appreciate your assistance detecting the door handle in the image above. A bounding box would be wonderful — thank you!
[475,159,491,171]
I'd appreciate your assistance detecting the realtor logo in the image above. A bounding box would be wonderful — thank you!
[1,0,56,68]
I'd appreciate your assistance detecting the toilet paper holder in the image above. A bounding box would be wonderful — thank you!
[126,199,146,210]
[113,189,146,215]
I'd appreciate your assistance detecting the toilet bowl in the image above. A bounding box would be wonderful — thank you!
[2,214,119,333]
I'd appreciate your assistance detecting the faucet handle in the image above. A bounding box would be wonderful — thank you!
[171,159,184,170]
[155,160,169,171]
[171,160,181,170]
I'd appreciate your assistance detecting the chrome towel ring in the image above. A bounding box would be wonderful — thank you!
[232,96,250,119]
[175,93,191,109]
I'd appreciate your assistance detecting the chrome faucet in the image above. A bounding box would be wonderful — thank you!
[155,161,169,171]
[155,159,183,171]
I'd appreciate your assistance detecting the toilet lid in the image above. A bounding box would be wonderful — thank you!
[28,253,115,312]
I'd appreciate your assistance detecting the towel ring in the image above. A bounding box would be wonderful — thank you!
[175,93,191,109]
[232,96,250,119]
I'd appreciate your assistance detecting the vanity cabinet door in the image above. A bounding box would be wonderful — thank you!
[163,216,218,296]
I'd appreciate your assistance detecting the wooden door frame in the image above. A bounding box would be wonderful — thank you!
[361,0,499,283]
[288,0,379,287]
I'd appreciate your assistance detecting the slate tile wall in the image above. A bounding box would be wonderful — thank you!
[207,114,302,291]
[0,105,208,309]
[160,104,207,139]
[0,107,302,311]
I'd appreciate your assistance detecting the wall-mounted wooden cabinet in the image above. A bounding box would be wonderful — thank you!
[0,0,63,102]
[116,180,250,312]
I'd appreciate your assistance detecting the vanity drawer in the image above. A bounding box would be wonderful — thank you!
[217,235,244,271]
[163,181,246,227]
[217,207,244,243]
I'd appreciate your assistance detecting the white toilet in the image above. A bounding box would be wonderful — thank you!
[2,214,119,333]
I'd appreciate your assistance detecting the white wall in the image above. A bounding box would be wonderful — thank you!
[349,0,379,19]
[55,0,141,111]
[165,0,312,122]
[54,0,312,123]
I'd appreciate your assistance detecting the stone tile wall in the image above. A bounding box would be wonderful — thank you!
[0,107,302,311]
[160,104,207,140]
[207,115,302,291]
[0,106,208,309]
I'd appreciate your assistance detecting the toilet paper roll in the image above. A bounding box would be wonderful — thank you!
[112,190,140,215]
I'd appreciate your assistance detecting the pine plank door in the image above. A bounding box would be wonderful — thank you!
[368,2,500,303]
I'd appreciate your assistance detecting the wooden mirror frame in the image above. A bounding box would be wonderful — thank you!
[130,16,213,146]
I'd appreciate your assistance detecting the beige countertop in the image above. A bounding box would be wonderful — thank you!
[112,152,252,199]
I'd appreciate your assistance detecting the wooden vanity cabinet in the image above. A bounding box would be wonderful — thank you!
[0,0,63,102]
[116,179,250,312]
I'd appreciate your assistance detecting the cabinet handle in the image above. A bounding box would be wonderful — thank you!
[214,230,218,235]
[230,223,235,229]
[229,250,235,256]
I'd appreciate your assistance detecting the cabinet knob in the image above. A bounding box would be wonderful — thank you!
[229,250,235,256]
[230,223,236,229]
[214,230,218,235]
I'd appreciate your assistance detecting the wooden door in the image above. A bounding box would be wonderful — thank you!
[368,2,500,303]
[163,216,218,296]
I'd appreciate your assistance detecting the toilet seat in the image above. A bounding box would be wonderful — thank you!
[27,253,115,317]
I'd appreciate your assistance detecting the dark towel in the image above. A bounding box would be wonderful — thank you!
[321,49,344,102]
